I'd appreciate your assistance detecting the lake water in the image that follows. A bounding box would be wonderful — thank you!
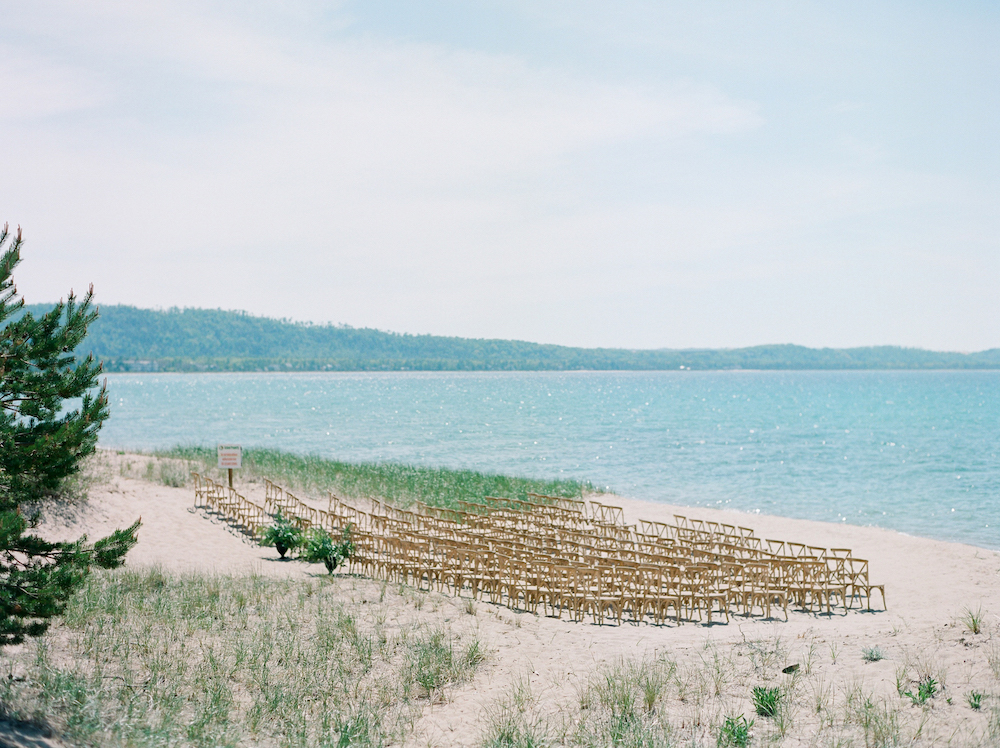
[98,371,999,549]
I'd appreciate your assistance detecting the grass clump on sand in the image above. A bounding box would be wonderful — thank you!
[902,676,938,706]
[751,686,781,718]
[0,567,485,748]
[570,658,677,747]
[156,445,601,509]
[960,605,985,635]
[407,628,482,699]
[846,693,901,747]
[862,646,886,663]
[717,715,753,748]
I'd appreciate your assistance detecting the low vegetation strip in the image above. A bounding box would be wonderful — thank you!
[0,568,485,748]
[158,445,599,508]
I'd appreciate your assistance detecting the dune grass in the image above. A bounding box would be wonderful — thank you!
[474,637,1000,747]
[0,567,485,748]
[153,445,602,509]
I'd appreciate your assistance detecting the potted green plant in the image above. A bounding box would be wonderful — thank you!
[301,525,355,573]
[261,512,303,558]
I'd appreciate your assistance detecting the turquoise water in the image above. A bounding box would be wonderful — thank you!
[98,371,999,549]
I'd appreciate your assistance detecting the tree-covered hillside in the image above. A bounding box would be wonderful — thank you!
[23,305,1000,372]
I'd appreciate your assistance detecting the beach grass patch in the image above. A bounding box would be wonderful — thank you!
[406,627,481,698]
[849,694,901,748]
[742,635,786,675]
[989,643,1000,681]
[155,445,601,509]
[570,657,677,747]
[810,677,833,718]
[0,567,485,747]
[479,700,550,748]
[158,460,188,488]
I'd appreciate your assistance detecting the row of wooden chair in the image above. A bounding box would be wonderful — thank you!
[192,473,270,538]
[357,490,883,618]
[191,475,885,622]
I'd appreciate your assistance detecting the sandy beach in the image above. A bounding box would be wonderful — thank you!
[20,451,1000,746]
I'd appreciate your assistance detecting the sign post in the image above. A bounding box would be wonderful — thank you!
[217,445,242,489]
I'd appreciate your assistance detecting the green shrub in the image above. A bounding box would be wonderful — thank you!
[300,526,354,572]
[260,512,302,558]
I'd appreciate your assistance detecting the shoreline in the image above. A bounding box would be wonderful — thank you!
[101,444,1000,553]
[611,494,1000,553]
[102,367,1000,375]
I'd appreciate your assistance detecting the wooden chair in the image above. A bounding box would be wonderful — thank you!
[684,564,729,625]
[558,566,592,623]
[845,558,887,610]
[740,560,788,621]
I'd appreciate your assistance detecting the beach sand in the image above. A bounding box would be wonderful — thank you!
[21,451,1000,746]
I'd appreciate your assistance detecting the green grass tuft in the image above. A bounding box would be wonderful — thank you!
[849,695,901,747]
[861,646,886,663]
[717,714,753,747]
[407,628,481,697]
[902,676,938,706]
[960,605,985,635]
[751,686,781,718]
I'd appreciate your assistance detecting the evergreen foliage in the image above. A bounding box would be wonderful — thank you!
[0,224,139,646]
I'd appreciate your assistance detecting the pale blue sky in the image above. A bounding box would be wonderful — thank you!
[2,1,998,350]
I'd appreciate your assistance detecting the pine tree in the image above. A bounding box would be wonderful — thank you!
[0,223,139,646]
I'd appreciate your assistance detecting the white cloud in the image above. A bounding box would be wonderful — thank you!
[0,51,111,121]
[1,2,761,252]
[0,1,997,351]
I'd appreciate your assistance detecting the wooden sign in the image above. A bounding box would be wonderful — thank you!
[217,445,242,469]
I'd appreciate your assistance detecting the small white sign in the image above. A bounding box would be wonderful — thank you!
[217,444,242,469]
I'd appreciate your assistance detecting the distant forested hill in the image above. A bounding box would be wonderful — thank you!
[20,304,1000,372]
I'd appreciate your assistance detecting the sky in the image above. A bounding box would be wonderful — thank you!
[2,1,998,351]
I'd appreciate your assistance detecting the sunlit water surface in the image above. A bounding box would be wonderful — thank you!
[98,371,999,549]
